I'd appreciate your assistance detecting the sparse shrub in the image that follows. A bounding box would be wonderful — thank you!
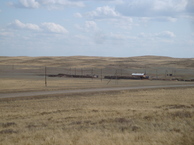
[0,129,18,134]
[1,122,17,128]
[131,125,141,132]
[114,117,132,124]
[170,128,181,133]
[26,124,37,129]
[169,111,193,119]
[143,115,153,121]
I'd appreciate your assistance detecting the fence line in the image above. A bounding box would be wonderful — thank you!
[0,65,194,81]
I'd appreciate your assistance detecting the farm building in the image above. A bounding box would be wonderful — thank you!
[132,73,149,79]
[104,73,149,80]
[132,73,145,76]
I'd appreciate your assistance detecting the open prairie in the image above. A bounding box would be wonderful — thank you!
[0,88,194,145]
[0,56,194,145]
[0,56,194,93]
[1,55,194,68]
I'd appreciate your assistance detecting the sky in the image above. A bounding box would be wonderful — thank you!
[0,0,194,58]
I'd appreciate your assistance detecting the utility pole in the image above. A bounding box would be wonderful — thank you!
[116,69,118,84]
[165,70,168,79]
[91,68,93,80]
[45,66,47,87]
[101,69,103,82]
[174,70,176,77]
[155,69,158,79]
[81,68,83,75]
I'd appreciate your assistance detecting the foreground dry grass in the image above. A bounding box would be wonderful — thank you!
[0,88,194,145]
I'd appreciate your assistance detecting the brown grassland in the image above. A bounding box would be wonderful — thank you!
[0,88,194,145]
[0,56,194,144]
[0,55,194,68]
[0,55,194,93]
[1,77,193,93]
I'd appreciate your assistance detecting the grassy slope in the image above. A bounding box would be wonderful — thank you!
[0,88,193,145]
[0,55,194,68]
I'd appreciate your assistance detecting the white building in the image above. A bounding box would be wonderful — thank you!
[132,73,145,76]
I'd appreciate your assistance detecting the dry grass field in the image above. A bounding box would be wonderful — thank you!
[0,77,193,93]
[0,55,194,68]
[0,87,194,145]
[0,56,194,93]
[0,56,194,144]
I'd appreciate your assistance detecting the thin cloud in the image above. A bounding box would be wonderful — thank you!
[115,0,193,19]
[86,6,121,19]
[85,21,98,31]
[8,19,41,31]
[85,6,133,30]
[109,32,136,40]
[8,19,68,34]
[75,21,98,32]
[74,12,83,18]
[40,0,85,9]
[138,31,176,39]
[85,5,133,21]
[9,0,85,9]
[155,31,176,38]
[9,0,40,9]
[41,22,68,34]
[0,29,14,37]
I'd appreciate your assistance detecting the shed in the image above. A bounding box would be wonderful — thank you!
[132,73,149,79]
[132,73,145,76]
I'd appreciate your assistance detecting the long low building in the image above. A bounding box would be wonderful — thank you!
[104,73,149,80]
[132,73,149,79]
[132,73,145,76]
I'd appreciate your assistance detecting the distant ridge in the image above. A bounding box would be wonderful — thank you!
[0,56,193,69]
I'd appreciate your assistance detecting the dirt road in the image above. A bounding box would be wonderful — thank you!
[0,84,194,99]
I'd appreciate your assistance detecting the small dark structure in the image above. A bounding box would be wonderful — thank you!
[48,73,98,78]
[167,74,173,76]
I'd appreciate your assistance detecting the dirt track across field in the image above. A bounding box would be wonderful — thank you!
[0,84,194,99]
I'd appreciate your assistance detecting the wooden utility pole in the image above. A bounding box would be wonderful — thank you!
[91,68,93,80]
[156,69,158,79]
[115,69,118,85]
[45,66,47,87]
[101,69,103,81]
[165,70,168,78]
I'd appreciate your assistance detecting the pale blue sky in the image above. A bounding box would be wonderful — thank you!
[0,0,194,57]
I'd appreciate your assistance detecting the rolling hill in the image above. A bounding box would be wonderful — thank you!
[0,56,194,69]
